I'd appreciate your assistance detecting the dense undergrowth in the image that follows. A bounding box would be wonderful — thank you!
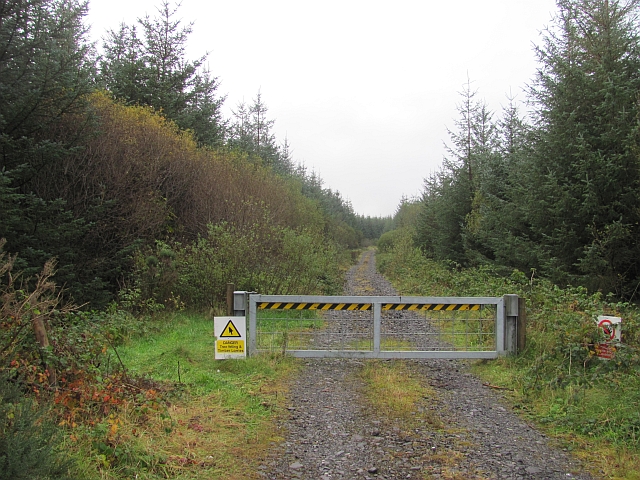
[0,235,333,479]
[122,221,345,314]
[378,229,640,478]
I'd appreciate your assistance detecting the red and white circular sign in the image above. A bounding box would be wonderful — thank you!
[598,319,615,341]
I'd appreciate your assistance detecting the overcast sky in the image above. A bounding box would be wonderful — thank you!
[85,0,558,218]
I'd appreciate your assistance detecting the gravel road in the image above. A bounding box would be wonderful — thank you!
[258,250,595,480]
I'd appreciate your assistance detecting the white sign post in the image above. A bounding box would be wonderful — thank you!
[214,316,246,359]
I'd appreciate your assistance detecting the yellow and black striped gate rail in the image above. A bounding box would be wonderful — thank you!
[258,302,372,311]
[257,302,482,311]
[382,303,481,311]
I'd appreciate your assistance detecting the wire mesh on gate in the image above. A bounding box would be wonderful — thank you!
[255,307,373,352]
[381,305,496,352]
[254,302,497,354]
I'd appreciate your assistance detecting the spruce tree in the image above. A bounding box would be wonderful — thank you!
[416,78,498,266]
[0,0,102,300]
[229,91,292,175]
[98,1,226,147]
[528,0,640,297]
[462,96,539,271]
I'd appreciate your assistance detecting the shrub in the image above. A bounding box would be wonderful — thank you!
[0,374,74,480]
[122,219,344,311]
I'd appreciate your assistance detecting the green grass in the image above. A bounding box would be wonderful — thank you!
[428,311,496,351]
[359,360,439,422]
[116,312,232,392]
[471,357,640,479]
[71,312,299,479]
[256,308,325,351]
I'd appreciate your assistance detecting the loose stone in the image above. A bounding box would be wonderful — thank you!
[258,251,594,480]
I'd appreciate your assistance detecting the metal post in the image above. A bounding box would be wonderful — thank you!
[249,294,257,356]
[517,297,526,352]
[233,291,247,317]
[226,283,235,316]
[373,302,381,355]
[496,296,505,354]
[504,294,519,355]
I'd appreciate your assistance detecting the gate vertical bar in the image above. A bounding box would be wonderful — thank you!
[517,297,527,352]
[248,294,257,356]
[496,296,505,354]
[373,302,381,355]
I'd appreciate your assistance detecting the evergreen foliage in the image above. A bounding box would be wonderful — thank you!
[98,0,225,147]
[228,92,289,173]
[0,0,102,301]
[527,0,640,297]
[413,0,640,300]
[416,78,495,265]
[0,376,73,480]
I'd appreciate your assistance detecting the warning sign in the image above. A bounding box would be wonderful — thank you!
[219,320,241,338]
[214,316,246,359]
[594,343,616,360]
[595,316,622,360]
[217,340,245,353]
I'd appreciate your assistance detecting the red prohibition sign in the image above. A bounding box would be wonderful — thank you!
[598,319,615,341]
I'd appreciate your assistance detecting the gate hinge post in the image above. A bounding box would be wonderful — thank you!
[233,291,249,317]
[504,294,519,355]
[248,293,258,357]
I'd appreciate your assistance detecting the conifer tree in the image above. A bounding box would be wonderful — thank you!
[461,96,538,270]
[98,1,226,146]
[528,0,640,296]
[0,0,99,298]
[416,78,497,265]
[228,91,294,175]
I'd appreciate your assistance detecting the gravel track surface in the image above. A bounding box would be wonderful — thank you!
[258,250,595,479]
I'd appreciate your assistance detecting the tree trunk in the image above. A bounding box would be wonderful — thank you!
[32,318,57,386]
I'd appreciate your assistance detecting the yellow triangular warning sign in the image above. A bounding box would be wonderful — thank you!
[220,319,242,338]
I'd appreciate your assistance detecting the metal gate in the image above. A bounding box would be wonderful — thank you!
[246,294,521,359]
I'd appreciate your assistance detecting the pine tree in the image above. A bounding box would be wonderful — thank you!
[98,1,226,146]
[416,78,498,265]
[528,0,640,297]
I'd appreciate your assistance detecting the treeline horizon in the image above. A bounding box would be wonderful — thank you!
[389,0,640,301]
[0,0,391,308]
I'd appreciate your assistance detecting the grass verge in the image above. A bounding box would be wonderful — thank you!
[472,357,640,480]
[68,312,298,479]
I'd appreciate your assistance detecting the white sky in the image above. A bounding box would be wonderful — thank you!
[85,0,558,218]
